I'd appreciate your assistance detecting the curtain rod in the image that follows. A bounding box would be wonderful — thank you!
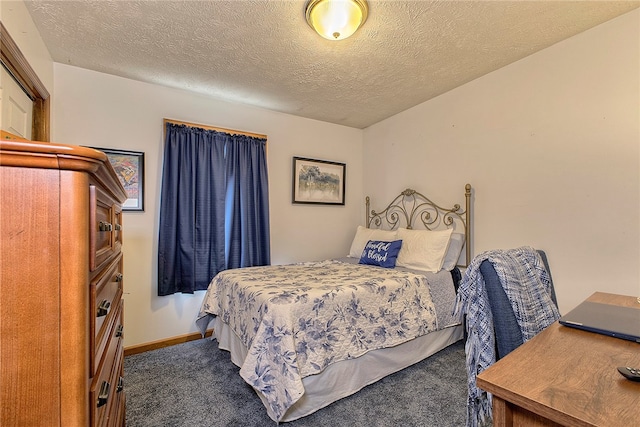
[163,118,267,139]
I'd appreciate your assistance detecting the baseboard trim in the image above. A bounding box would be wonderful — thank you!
[124,329,213,357]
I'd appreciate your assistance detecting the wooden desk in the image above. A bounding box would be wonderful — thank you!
[477,292,640,427]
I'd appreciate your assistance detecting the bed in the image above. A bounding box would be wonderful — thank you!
[196,184,473,423]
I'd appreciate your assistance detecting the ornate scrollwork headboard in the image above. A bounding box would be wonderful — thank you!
[366,184,472,267]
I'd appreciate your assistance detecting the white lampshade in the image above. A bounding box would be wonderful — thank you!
[305,0,369,41]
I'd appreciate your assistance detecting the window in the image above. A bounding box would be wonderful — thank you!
[157,120,270,295]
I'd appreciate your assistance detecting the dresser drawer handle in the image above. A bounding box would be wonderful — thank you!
[99,221,113,232]
[115,224,122,231]
[97,381,110,408]
[115,325,124,338]
[117,376,124,393]
[115,273,123,283]
[97,300,111,317]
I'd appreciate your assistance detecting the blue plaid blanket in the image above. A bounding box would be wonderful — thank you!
[453,247,560,427]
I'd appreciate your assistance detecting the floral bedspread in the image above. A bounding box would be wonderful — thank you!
[196,260,442,422]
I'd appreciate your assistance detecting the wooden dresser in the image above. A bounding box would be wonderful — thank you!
[0,135,127,426]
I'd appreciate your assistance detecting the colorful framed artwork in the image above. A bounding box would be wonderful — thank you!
[292,156,345,205]
[95,147,145,211]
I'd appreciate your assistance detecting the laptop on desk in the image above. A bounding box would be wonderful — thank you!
[559,300,640,343]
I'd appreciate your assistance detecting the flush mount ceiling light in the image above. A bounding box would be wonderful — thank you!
[305,0,369,41]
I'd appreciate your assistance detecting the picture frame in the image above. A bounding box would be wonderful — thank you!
[94,147,145,211]
[292,157,345,205]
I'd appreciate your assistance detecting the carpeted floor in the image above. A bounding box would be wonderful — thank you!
[124,338,467,426]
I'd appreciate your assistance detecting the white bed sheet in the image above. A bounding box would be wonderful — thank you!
[212,316,463,422]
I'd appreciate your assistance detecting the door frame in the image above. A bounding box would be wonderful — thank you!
[1,21,50,142]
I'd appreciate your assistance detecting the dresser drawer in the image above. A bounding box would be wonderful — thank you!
[90,300,124,427]
[91,254,123,374]
[90,184,120,272]
[113,205,123,251]
[107,354,125,427]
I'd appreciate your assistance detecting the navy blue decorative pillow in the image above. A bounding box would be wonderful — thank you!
[358,240,403,268]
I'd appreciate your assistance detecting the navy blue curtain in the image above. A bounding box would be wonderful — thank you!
[157,123,270,296]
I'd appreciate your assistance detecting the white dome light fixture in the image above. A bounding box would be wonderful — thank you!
[305,0,369,41]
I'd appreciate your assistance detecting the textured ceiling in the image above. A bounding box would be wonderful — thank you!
[22,0,640,129]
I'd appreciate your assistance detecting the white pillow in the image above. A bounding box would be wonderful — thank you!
[396,227,453,272]
[441,233,465,271]
[348,226,398,258]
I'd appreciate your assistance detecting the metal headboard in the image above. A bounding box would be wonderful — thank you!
[366,184,472,267]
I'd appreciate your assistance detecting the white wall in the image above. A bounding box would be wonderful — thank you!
[364,10,640,314]
[52,65,363,347]
[11,1,639,345]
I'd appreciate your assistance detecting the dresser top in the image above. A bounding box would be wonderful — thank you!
[1,131,127,203]
[477,292,640,426]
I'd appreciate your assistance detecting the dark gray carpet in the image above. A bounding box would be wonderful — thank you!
[125,338,467,426]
